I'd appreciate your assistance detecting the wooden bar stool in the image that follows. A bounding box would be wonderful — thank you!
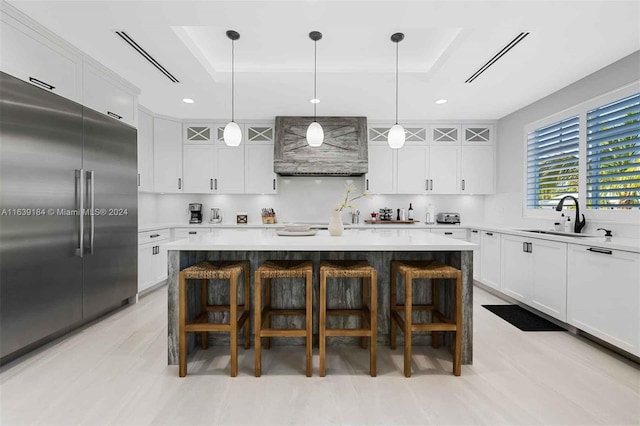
[179,260,250,377]
[319,260,377,377]
[390,260,462,377]
[254,260,313,377]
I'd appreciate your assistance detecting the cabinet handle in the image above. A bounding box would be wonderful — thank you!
[527,242,533,253]
[486,232,493,236]
[366,179,369,191]
[444,232,453,235]
[29,77,55,90]
[214,178,218,190]
[587,247,612,255]
[107,111,123,120]
[210,179,213,190]
[425,180,429,191]
[273,178,276,190]
[178,178,182,189]
[150,234,160,238]
[523,242,527,252]
[137,173,140,187]
[461,179,466,191]
[430,179,433,191]
[189,231,197,235]
[472,230,478,233]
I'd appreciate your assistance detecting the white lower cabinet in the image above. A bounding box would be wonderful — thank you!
[567,244,640,357]
[501,235,567,321]
[137,229,169,293]
[480,231,501,289]
[174,228,211,240]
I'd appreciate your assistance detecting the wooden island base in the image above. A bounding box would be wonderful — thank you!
[167,249,473,366]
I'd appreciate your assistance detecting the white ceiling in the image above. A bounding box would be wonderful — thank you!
[8,0,640,122]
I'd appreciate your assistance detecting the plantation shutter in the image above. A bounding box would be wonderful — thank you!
[586,93,640,210]
[527,116,580,209]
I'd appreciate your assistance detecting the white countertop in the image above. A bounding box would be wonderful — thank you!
[466,224,640,253]
[138,222,462,232]
[165,228,477,251]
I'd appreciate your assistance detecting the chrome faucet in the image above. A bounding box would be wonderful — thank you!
[555,195,586,233]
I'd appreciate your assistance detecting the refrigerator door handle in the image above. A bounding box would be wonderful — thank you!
[88,170,95,255]
[76,169,84,258]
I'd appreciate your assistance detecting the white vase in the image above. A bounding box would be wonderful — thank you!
[328,210,344,236]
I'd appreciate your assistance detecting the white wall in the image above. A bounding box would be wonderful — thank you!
[140,176,485,226]
[486,51,640,238]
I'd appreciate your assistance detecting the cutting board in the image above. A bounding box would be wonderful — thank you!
[364,220,420,224]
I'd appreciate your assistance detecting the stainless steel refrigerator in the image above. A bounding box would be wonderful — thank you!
[0,71,138,363]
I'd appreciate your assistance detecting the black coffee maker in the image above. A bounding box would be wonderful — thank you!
[189,203,203,224]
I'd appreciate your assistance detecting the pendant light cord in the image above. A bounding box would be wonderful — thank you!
[395,40,399,125]
[313,39,317,122]
[231,38,235,122]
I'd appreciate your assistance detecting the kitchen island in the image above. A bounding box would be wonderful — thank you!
[165,228,476,365]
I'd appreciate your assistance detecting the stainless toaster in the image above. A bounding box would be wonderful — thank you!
[436,212,461,224]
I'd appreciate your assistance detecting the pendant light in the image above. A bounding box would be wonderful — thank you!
[388,32,406,149]
[306,31,324,147]
[223,30,242,147]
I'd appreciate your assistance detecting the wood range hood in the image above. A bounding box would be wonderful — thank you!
[274,116,368,176]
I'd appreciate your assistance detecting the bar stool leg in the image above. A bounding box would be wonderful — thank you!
[264,278,271,350]
[243,263,251,350]
[200,278,209,350]
[254,270,262,377]
[404,272,413,378]
[319,269,327,377]
[305,269,313,377]
[431,278,441,349]
[230,271,238,377]
[179,272,187,377]
[361,274,369,350]
[390,262,397,350]
[454,271,463,376]
[370,270,378,377]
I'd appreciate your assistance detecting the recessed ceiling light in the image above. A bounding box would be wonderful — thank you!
[435,99,447,105]
[182,98,195,104]
[310,98,320,104]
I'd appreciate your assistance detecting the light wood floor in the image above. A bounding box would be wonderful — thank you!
[1,285,638,426]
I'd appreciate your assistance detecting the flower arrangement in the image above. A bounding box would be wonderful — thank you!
[334,183,370,212]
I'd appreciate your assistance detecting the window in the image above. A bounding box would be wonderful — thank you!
[586,93,640,210]
[527,116,580,209]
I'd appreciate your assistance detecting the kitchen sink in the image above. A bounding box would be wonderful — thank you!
[517,229,597,238]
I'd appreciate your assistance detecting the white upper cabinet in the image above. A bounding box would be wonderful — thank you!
[153,118,183,193]
[215,146,245,193]
[462,124,494,145]
[245,125,276,194]
[366,142,395,194]
[181,122,245,193]
[430,125,461,145]
[83,63,136,127]
[137,109,154,192]
[182,144,215,193]
[460,145,495,194]
[396,145,428,194]
[428,145,460,194]
[1,16,82,102]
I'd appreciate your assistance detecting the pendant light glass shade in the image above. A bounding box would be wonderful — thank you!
[306,31,324,147]
[223,121,242,147]
[306,121,324,147]
[388,123,406,149]
[224,30,241,147]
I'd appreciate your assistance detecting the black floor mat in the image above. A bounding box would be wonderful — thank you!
[482,305,565,331]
